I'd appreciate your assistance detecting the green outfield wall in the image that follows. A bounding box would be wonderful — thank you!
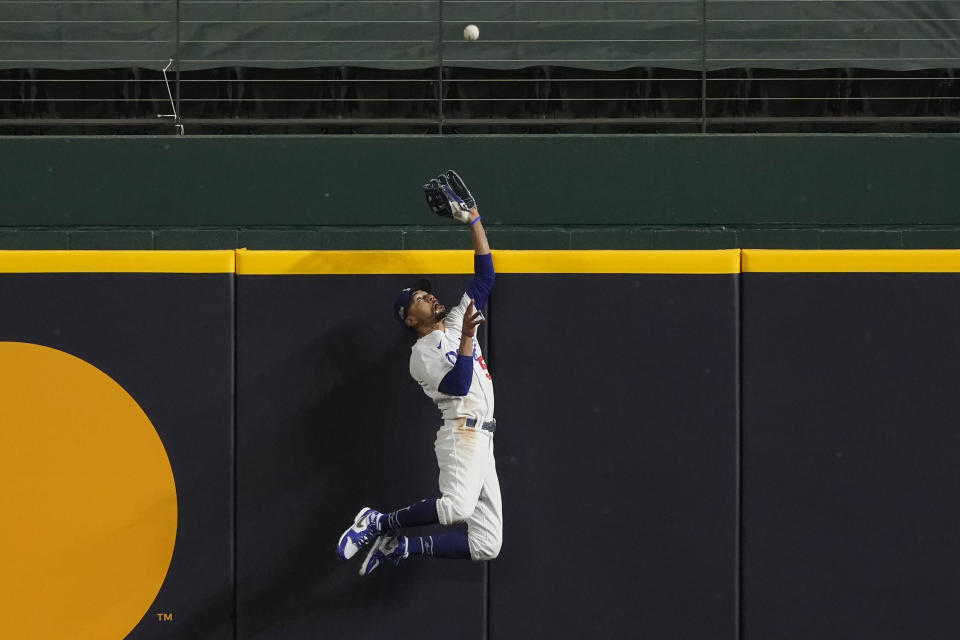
[2,135,959,250]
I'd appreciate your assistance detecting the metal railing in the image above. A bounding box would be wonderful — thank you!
[0,0,957,133]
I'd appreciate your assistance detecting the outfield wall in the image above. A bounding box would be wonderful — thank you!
[1,249,958,640]
[2,136,960,251]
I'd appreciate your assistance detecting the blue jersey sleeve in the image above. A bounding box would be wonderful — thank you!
[465,253,495,312]
[438,353,473,396]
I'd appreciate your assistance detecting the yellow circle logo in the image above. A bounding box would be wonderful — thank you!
[0,342,177,639]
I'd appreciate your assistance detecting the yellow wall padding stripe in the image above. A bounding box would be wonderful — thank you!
[5,249,960,275]
[743,250,960,273]
[236,249,742,275]
[0,251,235,273]
[494,250,740,274]
[236,250,472,275]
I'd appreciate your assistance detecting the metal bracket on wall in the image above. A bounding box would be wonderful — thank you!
[158,59,185,136]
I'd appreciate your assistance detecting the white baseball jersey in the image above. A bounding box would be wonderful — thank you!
[409,293,495,422]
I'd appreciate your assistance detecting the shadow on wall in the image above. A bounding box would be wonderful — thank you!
[236,309,481,639]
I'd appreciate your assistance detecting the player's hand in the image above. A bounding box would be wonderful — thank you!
[461,299,485,338]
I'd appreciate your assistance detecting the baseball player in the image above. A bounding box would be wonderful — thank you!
[336,170,502,575]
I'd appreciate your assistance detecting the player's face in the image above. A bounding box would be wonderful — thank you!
[406,290,446,326]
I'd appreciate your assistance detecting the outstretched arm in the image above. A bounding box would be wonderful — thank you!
[467,209,489,256]
[419,170,495,397]
[437,208,494,397]
[465,208,494,312]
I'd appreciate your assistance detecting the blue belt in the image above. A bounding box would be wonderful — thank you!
[465,418,496,433]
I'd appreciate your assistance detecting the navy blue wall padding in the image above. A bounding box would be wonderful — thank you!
[487,273,739,640]
[10,259,960,639]
[236,274,486,640]
[236,271,739,639]
[742,273,960,640]
[0,273,235,640]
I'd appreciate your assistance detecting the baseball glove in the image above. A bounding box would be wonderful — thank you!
[440,170,477,211]
[423,170,476,223]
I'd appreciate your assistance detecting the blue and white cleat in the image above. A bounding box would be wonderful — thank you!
[337,507,382,560]
[359,534,408,576]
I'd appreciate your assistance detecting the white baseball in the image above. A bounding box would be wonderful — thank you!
[463,24,480,41]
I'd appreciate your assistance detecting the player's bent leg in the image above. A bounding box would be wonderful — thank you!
[436,493,479,526]
[407,532,471,559]
[360,424,500,573]
[435,423,492,526]
[359,532,472,575]
[468,531,502,561]
[466,461,503,561]
[339,498,444,560]
[382,498,441,532]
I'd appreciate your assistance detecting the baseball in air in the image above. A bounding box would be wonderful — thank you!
[463,24,480,41]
